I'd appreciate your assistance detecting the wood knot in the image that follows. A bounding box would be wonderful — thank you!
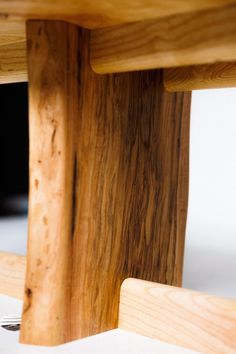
[25,288,32,298]
[34,179,39,189]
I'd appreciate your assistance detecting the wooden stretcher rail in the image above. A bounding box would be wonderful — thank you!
[0,251,26,299]
[91,4,236,74]
[0,17,25,47]
[0,41,27,84]
[164,63,236,91]
[119,278,236,354]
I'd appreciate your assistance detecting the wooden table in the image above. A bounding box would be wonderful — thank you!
[0,0,236,347]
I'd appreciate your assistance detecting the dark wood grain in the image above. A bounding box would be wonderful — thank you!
[21,21,191,345]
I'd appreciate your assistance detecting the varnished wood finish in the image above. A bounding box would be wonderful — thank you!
[21,20,191,346]
[119,279,236,354]
[91,4,236,73]
[0,1,235,29]
[0,252,26,299]
[20,21,77,346]
[3,4,236,83]
[164,63,236,91]
[0,41,27,84]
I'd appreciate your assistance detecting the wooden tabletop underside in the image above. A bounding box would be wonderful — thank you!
[1,0,236,90]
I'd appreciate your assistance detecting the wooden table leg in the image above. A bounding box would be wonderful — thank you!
[20,20,191,346]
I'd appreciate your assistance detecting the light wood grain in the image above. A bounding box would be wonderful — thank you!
[21,20,191,346]
[20,21,77,346]
[0,1,236,29]
[91,4,236,74]
[0,16,25,46]
[164,63,236,91]
[0,251,26,299]
[0,15,27,84]
[119,278,236,354]
[3,3,236,83]
[0,41,27,84]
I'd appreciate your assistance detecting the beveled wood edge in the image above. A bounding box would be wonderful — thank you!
[164,63,236,91]
[90,4,236,74]
[119,278,236,354]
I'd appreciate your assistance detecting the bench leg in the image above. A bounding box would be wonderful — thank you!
[20,20,191,346]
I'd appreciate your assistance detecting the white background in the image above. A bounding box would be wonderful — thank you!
[183,88,236,298]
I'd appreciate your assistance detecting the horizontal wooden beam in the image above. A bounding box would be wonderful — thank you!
[3,4,236,84]
[0,1,236,29]
[119,278,236,354]
[91,4,236,74]
[0,251,26,299]
[164,62,236,91]
[0,17,25,47]
[0,41,27,84]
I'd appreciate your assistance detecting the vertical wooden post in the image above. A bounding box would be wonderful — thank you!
[21,21,77,345]
[21,21,191,346]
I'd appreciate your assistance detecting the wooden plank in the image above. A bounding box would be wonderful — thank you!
[91,4,236,74]
[0,251,26,299]
[164,63,236,91]
[119,278,236,354]
[0,1,235,29]
[0,41,27,84]
[21,20,191,346]
[70,38,191,343]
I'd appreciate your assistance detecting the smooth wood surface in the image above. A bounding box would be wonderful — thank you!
[0,17,25,46]
[164,63,236,91]
[119,278,236,354]
[0,252,26,299]
[21,20,191,346]
[20,21,77,346]
[0,1,235,29]
[91,4,236,74]
[0,16,27,83]
[3,3,236,83]
[0,41,27,84]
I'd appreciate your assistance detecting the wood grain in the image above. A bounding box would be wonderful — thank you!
[119,278,236,354]
[0,252,26,299]
[21,20,191,346]
[3,3,236,83]
[0,16,25,46]
[0,1,235,29]
[164,63,236,91]
[71,33,191,342]
[0,41,27,84]
[91,4,236,73]
[20,21,77,346]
